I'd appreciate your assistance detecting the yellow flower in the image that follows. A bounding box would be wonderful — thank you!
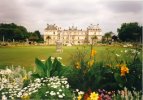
[75,62,81,69]
[90,49,96,58]
[77,95,82,100]
[90,92,99,100]
[87,97,91,100]
[21,93,30,100]
[88,60,94,67]
[23,75,28,81]
[121,65,129,76]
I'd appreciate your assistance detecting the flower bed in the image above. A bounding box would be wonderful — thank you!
[0,45,142,100]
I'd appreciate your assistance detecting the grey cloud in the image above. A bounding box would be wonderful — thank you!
[0,0,24,22]
[24,0,46,8]
[104,1,143,13]
[44,1,100,16]
[0,0,142,34]
[48,7,98,15]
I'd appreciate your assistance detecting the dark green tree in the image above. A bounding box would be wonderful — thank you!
[29,32,39,41]
[28,31,43,42]
[112,35,118,42]
[117,22,142,42]
[104,32,113,42]
[34,30,43,42]
[14,29,24,41]
[0,23,29,42]
[34,31,41,38]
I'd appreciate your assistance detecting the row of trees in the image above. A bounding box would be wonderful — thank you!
[103,22,142,43]
[0,22,141,43]
[0,23,43,42]
[118,22,142,42]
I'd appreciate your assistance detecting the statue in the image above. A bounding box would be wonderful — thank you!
[56,40,63,52]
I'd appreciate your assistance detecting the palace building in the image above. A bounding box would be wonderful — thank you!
[44,24,102,45]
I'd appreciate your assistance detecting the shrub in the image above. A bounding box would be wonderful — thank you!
[32,56,67,78]
[68,46,142,93]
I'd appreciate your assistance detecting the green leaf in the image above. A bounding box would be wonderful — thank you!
[51,58,58,74]
[45,56,52,77]
[51,58,63,76]
[114,73,124,87]
[52,71,58,76]
[56,60,62,72]
[31,73,41,78]
[35,58,46,76]
[45,56,52,71]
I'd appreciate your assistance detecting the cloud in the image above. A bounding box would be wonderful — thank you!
[24,0,46,8]
[104,1,143,13]
[0,0,142,34]
[0,0,23,22]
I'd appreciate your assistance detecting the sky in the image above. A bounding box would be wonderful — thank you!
[0,0,142,35]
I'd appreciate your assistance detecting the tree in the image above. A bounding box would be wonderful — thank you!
[104,32,113,42]
[14,29,24,41]
[0,23,43,42]
[46,35,51,45]
[0,28,14,41]
[28,30,43,42]
[112,35,118,42]
[34,31,42,40]
[0,23,29,42]
[29,32,39,41]
[117,22,142,42]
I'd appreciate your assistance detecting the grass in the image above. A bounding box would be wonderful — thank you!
[0,45,128,70]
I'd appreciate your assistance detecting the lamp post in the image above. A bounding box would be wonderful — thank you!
[3,35,5,43]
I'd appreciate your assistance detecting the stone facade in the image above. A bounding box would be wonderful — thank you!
[44,24,102,45]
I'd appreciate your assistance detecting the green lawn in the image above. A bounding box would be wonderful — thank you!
[0,45,127,70]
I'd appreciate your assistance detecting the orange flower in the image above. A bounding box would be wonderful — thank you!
[83,88,92,100]
[84,93,90,100]
[90,49,96,58]
[120,65,129,76]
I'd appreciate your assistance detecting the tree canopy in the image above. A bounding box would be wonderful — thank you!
[29,30,43,42]
[112,35,118,42]
[0,23,29,41]
[103,31,113,42]
[117,22,142,42]
[0,23,43,42]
